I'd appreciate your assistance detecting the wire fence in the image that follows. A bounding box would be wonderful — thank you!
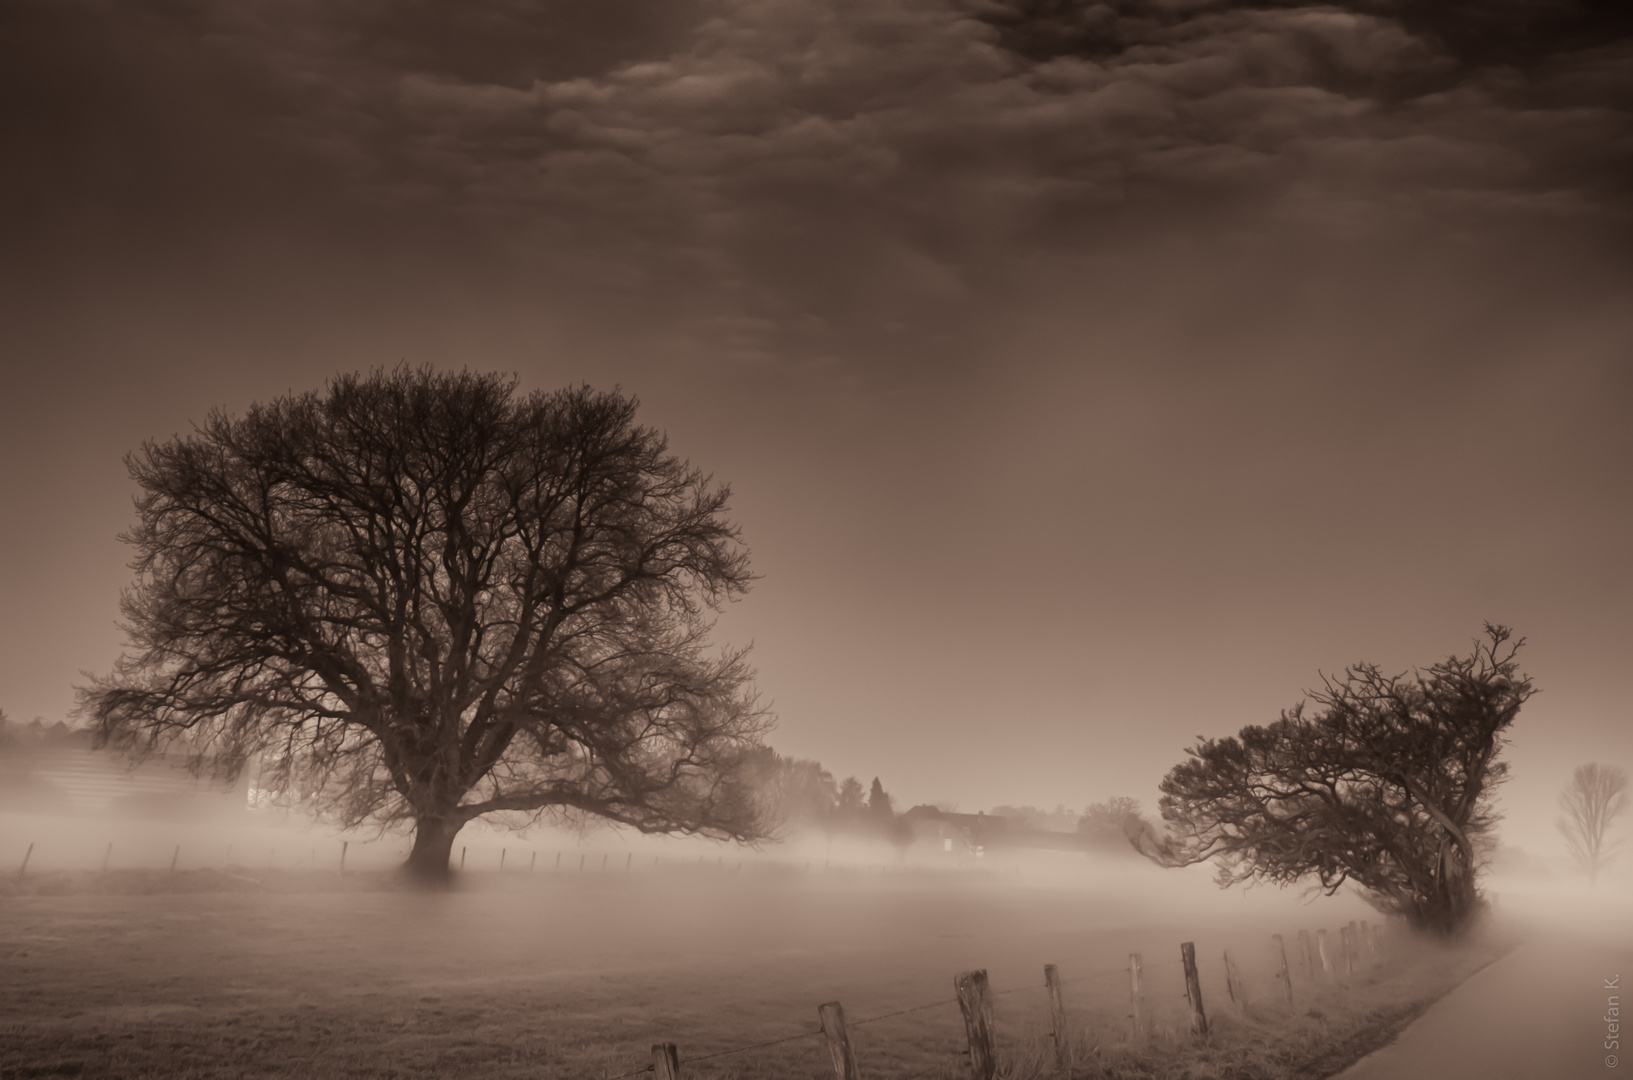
[591,924,1399,1080]
[6,833,1025,879]
[600,965,1187,1078]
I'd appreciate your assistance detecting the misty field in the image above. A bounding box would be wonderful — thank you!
[0,858,1507,1080]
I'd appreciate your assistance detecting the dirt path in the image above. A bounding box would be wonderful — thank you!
[1334,933,1632,1080]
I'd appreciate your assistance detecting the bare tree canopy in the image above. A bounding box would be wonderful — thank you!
[81,368,771,881]
[1558,762,1629,885]
[1145,625,1532,937]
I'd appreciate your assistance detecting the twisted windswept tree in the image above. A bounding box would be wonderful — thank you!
[83,369,771,881]
[1142,626,1532,936]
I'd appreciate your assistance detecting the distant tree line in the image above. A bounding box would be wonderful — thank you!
[744,750,912,848]
[991,796,1156,855]
[747,749,1152,855]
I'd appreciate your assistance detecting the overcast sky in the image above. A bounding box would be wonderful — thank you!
[3,0,1630,855]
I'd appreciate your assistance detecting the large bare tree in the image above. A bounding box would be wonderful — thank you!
[82,369,771,881]
[1144,626,1532,937]
[1558,763,1629,885]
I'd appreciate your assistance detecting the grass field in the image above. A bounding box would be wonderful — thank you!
[0,860,1509,1080]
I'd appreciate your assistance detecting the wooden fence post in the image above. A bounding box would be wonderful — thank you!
[954,969,998,1080]
[340,841,348,876]
[530,852,537,873]
[651,1042,681,1080]
[627,853,633,872]
[1180,942,1208,1035]
[170,844,181,874]
[1129,953,1146,1037]
[102,842,112,873]
[499,848,506,872]
[460,846,466,872]
[1223,950,1243,1005]
[1316,930,1334,982]
[1298,929,1314,984]
[1340,925,1355,976]
[1360,920,1374,957]
[1044,964,1068,1065]
[1273,934,1294,1004]
[579,854,585,872]
[555,852,561,872]
[17,842,33,877]
[818,1001,860,1080]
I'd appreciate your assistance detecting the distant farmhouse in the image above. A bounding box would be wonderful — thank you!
[900,805,1098,856]
[0,717,248,818]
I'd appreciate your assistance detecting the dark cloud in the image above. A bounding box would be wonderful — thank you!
[7,0,1629,364]
[976,0,1633,72]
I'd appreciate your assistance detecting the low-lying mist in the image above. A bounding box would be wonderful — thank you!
[10,804,1627,1080]
[7,802,1623,935]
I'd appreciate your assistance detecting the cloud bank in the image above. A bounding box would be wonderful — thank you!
[5,0,1630,366]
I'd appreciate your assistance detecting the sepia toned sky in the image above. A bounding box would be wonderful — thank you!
[3,0,1631,856]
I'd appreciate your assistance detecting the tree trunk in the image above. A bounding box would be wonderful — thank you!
[404,815,463,885]
[1401,841,1484,938]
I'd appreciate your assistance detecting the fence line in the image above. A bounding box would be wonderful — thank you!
[18,835,1159,878]
[12,837,1012,877]
[594,922,1403,1079]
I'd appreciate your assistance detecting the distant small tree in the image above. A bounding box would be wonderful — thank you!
[1077,797,1148,854]
[755,753,839,835]
[867,776,893,820]
[836,776,865,819]
[1146,626,1532,937]
[1558,763,1629,885]
[864,776,913,852]
[81,369,771,883]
